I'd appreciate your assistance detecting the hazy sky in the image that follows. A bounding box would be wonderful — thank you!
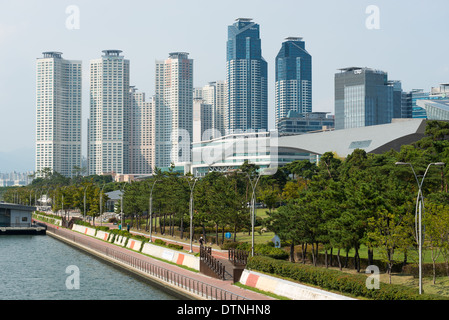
[1,0,448,172]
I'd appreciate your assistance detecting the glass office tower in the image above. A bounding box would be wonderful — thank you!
[275,37,312,127]
[334,67,395,130]
[226,18,268,134]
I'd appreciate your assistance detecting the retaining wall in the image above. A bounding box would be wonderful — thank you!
[239,270,355,300]
[141,242,199,270]
[70,224,199,270]
[72,224,96,236]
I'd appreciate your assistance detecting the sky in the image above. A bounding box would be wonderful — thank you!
[1,0,448,172]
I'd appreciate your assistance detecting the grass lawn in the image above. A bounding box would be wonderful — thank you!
[333,264,449,297]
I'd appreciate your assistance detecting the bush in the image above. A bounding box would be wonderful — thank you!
[246,256,447,300]
[168,243,184,250]
[220,242,289,259]
[154,239,166,246]
[220,240,241,250]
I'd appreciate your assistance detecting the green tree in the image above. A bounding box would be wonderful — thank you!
[367,209,414,284]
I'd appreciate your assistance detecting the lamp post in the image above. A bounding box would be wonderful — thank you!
[236,170,262,257]
[120,182,130,229]
[148,179,161,242]
[83,185,88,221]
[186,177,198,253]
[395,161,445,294]
[60,186,67,219]
[99,183,105,226]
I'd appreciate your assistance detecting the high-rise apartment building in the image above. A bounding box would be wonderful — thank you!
[193,98,214,143]
[226,18,268,134]
[275,37,312,127]
[334,67,398,130]
[155,52,193,168]
[35,52,82,178]
[88,50,130,175]
[195,81,227,138]
[129,87,154,175]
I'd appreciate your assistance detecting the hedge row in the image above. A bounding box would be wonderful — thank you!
[153,239,184,250]
[221,241,289,260]
[246,256,447,300]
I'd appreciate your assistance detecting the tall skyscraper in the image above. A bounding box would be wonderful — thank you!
[275,37,312,127]
[155,52,193,168]
[334,67,396,130]
[88,50,130,175]
[35,52,82,178]
[226,18,268,134]
[129,87,154,175]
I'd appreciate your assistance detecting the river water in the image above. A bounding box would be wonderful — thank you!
[0,234,178,300]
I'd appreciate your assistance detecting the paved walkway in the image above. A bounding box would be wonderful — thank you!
[40,220,274,301]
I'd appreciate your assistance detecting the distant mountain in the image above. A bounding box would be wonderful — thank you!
[0,148,34,172]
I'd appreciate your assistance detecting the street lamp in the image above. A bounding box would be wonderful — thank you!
[83,185,88,221]
[396,161,445,294]
[148,179,161,242]
[235,170,262,257]
[185,176,199,253]
[99,183,105,226]
[120,181,130,229]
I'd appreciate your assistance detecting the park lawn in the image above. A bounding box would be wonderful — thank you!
[234,230,276,244]
[321,244,447,265]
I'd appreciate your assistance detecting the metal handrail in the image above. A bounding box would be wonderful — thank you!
[200,246,227,280]
[228,247,249,265]
[46,225,247,300]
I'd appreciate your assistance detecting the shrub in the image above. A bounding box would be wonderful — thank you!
[168,243,184,250]
[246,256,447,300]
[154,239,166,246]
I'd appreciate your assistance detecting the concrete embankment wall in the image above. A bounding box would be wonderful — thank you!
[239,269,356,300]
[71,224,199,270]
[33,213,62,226]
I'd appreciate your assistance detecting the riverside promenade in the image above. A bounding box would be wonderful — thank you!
[38,219,275,301]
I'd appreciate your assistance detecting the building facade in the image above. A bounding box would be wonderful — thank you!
[129,87,155,174]
[401,85,449,119]
[226,18,268,134]
[417,99,449,120]
[193,98,214,143]
[155,52,193,168]
[35,52,82,178]
[334,67,398,130]
[88,50,130,175]
[275,37,312,127]
[194,81,227,139]
[401,89,430,119]
[192,119,430,177]
[277,111,334,134]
